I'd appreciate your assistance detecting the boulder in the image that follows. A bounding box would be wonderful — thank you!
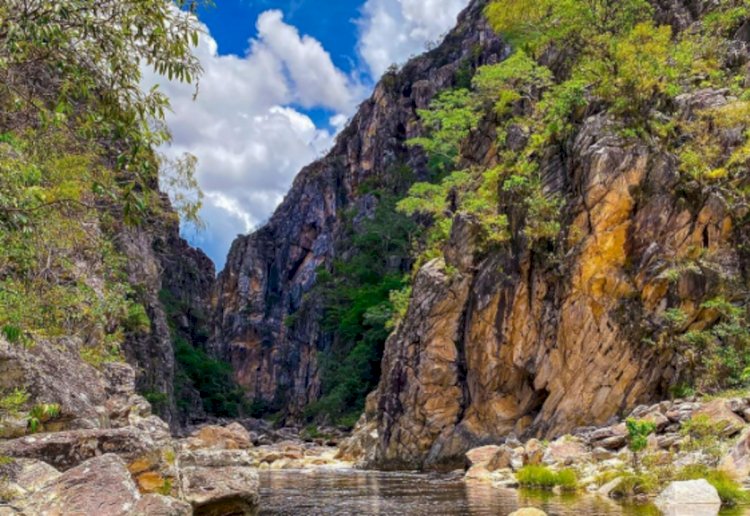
[465,445,502,467]
[523,439,544,466]
[19,454,141,515]
[720,427,750,478]
[0,458,60,500]
[590,424,628,450]
[179,448,255,468]
[487,446,513,471]
[542,437,589,465]
[597,477,623,498]
[692,399,745,437]
[0,416,177,495]
[654,479,721,516]
[184,423,252,451]
[180,465,259,515]
[464,464,493,481]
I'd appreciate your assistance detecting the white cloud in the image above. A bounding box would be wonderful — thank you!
[143,11,365,268]
[147,2,470,269]
[357,0,470,78]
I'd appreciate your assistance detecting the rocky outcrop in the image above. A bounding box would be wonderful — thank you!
[210,0,506,416]
[17,454,143,516]
[0,356,260,514]
[371,90,746,468]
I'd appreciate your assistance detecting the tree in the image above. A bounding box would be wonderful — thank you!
[626,418,656,472]
[0,0,208,224]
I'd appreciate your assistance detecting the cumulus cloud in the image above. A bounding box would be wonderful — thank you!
[357,0,470,78]
[143,11,363,269]
[146,1,470,270]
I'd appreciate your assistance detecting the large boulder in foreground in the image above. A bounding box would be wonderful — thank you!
[654,479,721,516]
[0,416,178,495]
[18,454,141,515]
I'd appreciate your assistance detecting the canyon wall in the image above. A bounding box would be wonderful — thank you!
[210,0,506,415]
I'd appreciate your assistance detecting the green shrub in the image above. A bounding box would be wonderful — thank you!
[27,403,61,433]
[174,337,246,418]
[610,472,660,498]
[0,389,29,416]
[516,465,578,491]
[626,418,657,471]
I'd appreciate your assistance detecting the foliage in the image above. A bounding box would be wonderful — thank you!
[609,471,660,498]
[174,336,246,417]
[0,0,207,226]
[679,415,726,462]
[159,289,247,418]
[516,466,578,491]
[0,389,28,417]
[626,418,656,471]
[676,297,750,391]
[676,465,748,506]
[408,89,481,174]
[303,193,415,426]
[27,403,61,433]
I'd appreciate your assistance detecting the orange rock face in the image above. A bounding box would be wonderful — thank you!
[371,105,745,469]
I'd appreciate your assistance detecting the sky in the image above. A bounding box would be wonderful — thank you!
[145,0,470,269]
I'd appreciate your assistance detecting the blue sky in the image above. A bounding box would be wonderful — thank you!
[146,0,470,269]
[196,1,364,129]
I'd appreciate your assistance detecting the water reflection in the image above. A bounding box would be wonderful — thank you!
[260,469,709,515]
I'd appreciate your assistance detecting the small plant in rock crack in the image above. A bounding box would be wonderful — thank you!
[27,403,61,433]
[626,418,656,472]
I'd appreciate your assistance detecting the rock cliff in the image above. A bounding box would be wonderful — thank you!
[211,0,506,416]
[373,107,745,469]
[216,0,750,471]
[119,196,216,427]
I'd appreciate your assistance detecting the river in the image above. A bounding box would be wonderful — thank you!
[258,469,678,515]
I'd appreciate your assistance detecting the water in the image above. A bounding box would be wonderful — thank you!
[259,469,672,516]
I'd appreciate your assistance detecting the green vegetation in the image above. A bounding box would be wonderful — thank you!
[159,289,247,418]
[302,192,416,426]
[0,389,28,416]
[679,415,726,462]
[677,297,750,391]
[609,471,660,498]
[626,418,656,472]
[174,336,246,417]
[27,403,61,433]
[516,465,578,491]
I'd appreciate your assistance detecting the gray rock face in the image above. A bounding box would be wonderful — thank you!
[210,0,506,417]
[654,480,721,516]
[118,196,216,427]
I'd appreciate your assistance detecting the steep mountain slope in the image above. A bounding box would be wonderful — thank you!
[210,0,506,419]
